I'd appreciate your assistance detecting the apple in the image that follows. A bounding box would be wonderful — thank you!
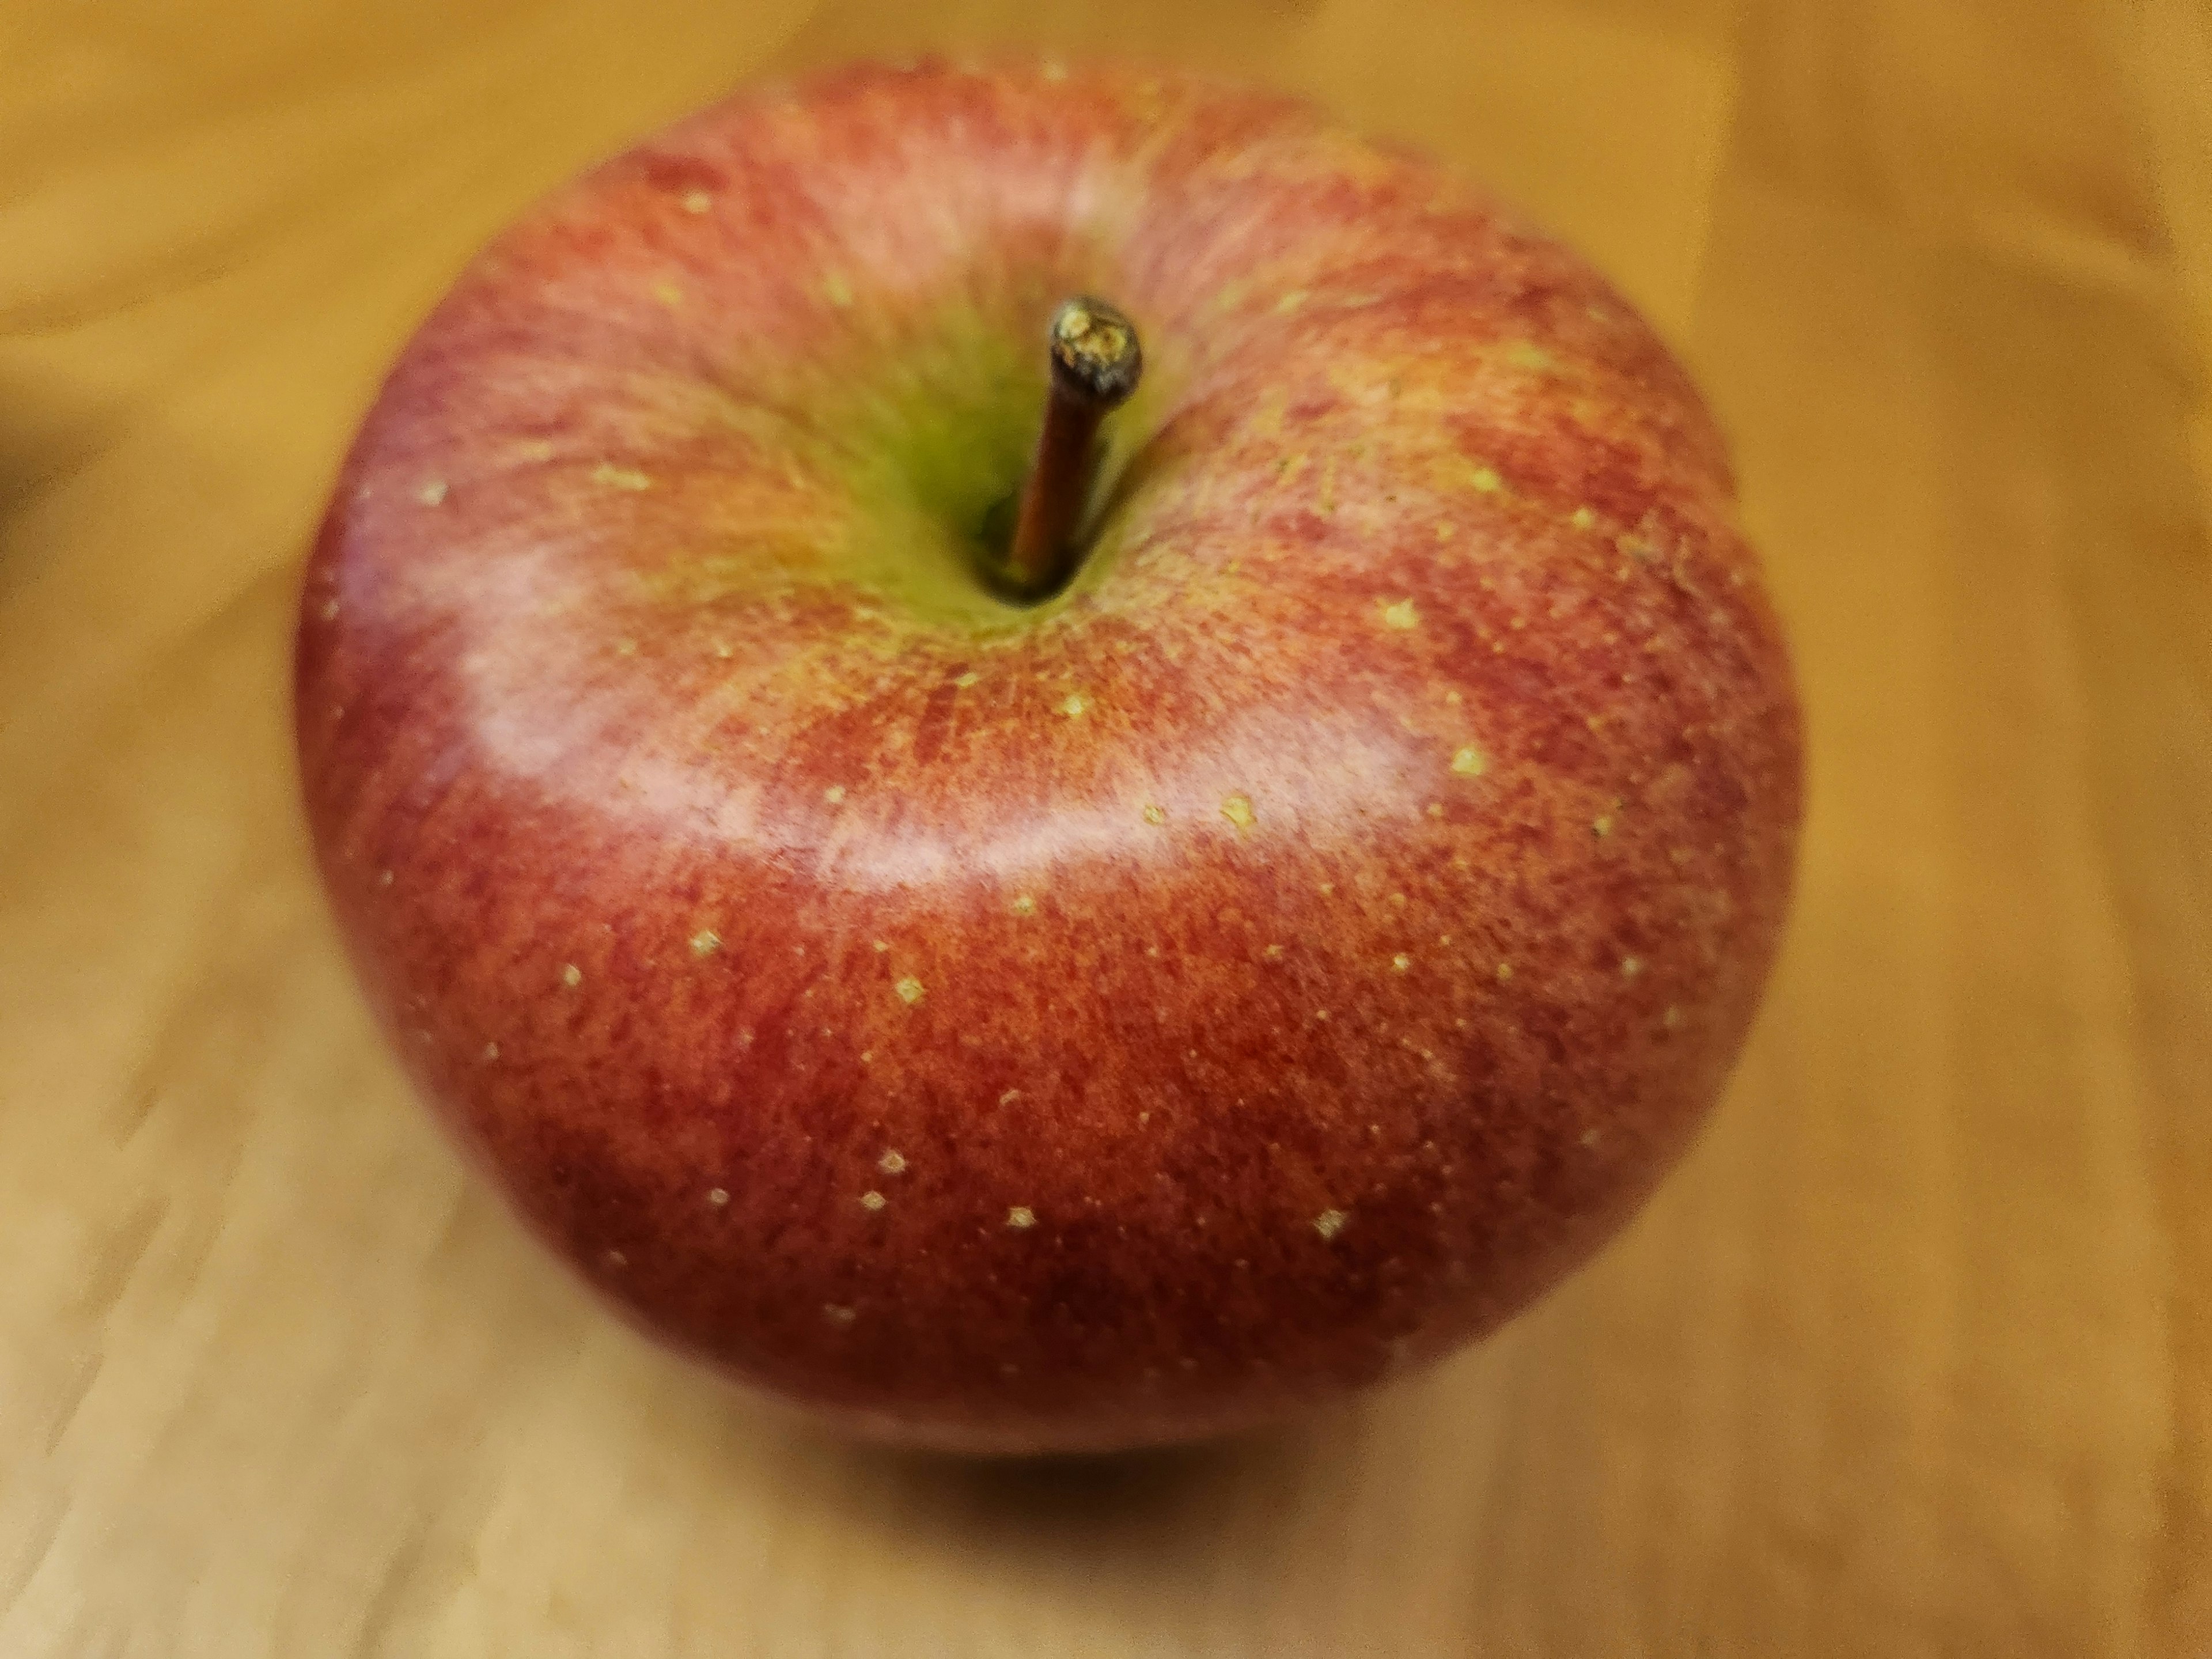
[296,59,1801,1453]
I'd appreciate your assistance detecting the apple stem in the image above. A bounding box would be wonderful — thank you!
[998,296,1143,599]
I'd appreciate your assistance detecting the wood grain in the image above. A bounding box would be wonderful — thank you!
[3,1,2206,1653]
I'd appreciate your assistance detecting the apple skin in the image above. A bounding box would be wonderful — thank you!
[296,59,1801,1453]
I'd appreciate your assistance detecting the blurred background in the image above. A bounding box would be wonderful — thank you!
[2,1,2207,1653]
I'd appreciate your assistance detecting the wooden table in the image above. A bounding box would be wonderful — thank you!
[5,2,2207,1652]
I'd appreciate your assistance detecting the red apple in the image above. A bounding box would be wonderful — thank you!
[296,59,1801,1453]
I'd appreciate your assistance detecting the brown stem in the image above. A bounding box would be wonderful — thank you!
[999,296,1143,599]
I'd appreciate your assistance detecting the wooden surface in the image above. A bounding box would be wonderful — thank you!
[3,1,2208,1653]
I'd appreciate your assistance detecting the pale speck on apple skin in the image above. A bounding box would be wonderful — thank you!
[824,1304,857,1325]
[953,671,980,688]
[1392,954,1412,973]
[1314,1209,1349,1240]
[878,1150,907,1175]
[1571,506,1597,529]
[482,1042,499,1062]
[1593,815,1615,837]
[561,964,582,988]
[1469,466,1502,494]
[1142,803,1167,825]
[681,190,712,214]
[652,281,683,308]
[614,638,638,657]
[1621,956,1643,978]
[1263,944,1285,960]
[860,1191,887,1212]
[690,929,721,956]
[319,597,340,622]
[1452,745,1487,776]
[1060,694,1086,717]
[708,1187,730,1206]
[1496,962,1514,982]
[895,976,925,1005]
[1381,599,1419,629]
[999,1089,1021,1105]
[823,272,854,308]
[592,463,652,491]
[1012,894,1036,916]
[378,869,394,887]
[416,479,448,506]
[824,785,846,804]
[1005,1206,1036,1230]
[1663,1005,1687,1030]
[605,1250,627,1268]
[1220,794,1256,831]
